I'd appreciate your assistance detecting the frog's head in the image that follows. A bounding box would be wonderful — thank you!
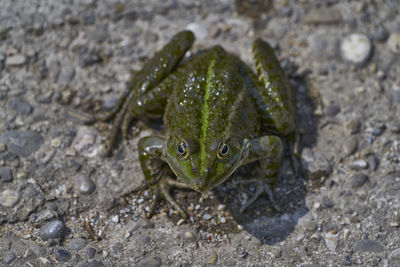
[165,136,250,193]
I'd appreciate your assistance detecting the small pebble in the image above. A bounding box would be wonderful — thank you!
[74,174,96,194]
[324,232,337,251]
[301,148,332,180]
[0,142,6,152]
[0,189,20,207]
[184,231,196,241]
[55,249,71,262]
[85,247,96,259]
[351,173,369,189]
[5,54,26,67]
[388,122,400,134]
[343,136,358,156]
[367,154,379,171]
[220,217,226,223]
[203,213,212,220]
[237,224,244,230]
[349,159,368,170]
[346,119,361,135]
[71,126,97,152]
[51,138,61,148]
[340,33,372,65]
[82,260,106,267]
[111,215,119,223]
[343,255,352,265]
[137,234,151,244]
[208,251,218,264]
[58,66,76,83]
[387,32,400,54]
[343,229,351,240]
[324,104,341,117]
[141,219,155,229]
[371,24,389,42]
[0,167,13,182]
[137,256,161,267]
[354,239,383,253]
[0,130,44,157]
[68,237,87,251]
[40,220,66,240]
[3,251,16,264]
[8,98,33,115]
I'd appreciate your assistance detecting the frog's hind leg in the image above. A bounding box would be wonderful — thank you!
[239,135,283,213]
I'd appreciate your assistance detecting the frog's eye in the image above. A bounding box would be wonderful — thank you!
[217,142,230,160]
[177,141,189,159]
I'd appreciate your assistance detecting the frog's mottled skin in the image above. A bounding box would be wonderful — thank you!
[102,31,295,219]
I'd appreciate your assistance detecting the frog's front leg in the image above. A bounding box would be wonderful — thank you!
[100,31,195,156]
[240,135,283,213]
[138,136,190,220]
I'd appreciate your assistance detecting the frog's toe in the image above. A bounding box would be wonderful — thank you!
[239,181,281,213]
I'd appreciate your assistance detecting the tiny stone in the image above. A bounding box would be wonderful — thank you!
[137,234,151,244]
[184,231,196,240]
[349,159,368,170]
[68,238,87,251]
[346,119,361,135]
[203,213,212,220]
[71,126,97,152]
[343,255,352,265]
[388,122,400,134]
[51,138,61,148]
[74,174,96,194]
[0,189,20,207]
[3,251,16,264]
[354,239,384,253]
[220,217,226,223]
[8,98,33,115]
[58,66,76,83]
[325,232,337,251]
[137,256,161,267]
[341,33,372,65]
[85,247,96,259]
[367,154,379,171]
[387,32,400,54]
[237,224,244,230]
[301,149,332,180]
[102,97,119,110]
[111,215,119,223]
[0,167,13,182]
[55,249,71,262]
[5,54,26,67]
[343,136,358,156]
[371,24,389,42]
[0,130,44,157]
[141,219,155,229]
[351,173,369,189]
[343,229,351,240]
[217,204,226,210]
[40,220,66,240]
[305,7,342,25]
[324,104,340,116]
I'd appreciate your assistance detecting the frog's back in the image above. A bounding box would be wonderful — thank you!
[164,46,259,145]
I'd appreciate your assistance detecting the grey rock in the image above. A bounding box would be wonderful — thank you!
[0,168,13,182]
[324,104,341,117]
[367,154,379,171]
[353,239,383,253]
[301,148,332,180]
[3,251,16,264]
[40,220,66,240]
[74,174,96,194]
[0,131,44,157]
[137,234,151,244]
[80,52,102,67]
[346,119,361,135]
[387,33,400,54]
[55,249,71,262]
[203,213,212,220]
[85,247,96,259]
[137,256,162,267]
[0,189,20,208]
[58,66,76,83]
[349,159,368,170]
[141,219,155,229]
[351,173,369,189]
[324,232,337,251]
[8,98,33,115]
[371,24,389,42]
[340,33,372,65]
[343,136,358,156]
[102,97,119,110]
[5,54,27,67]
[68,237,87,251]
[388,122,400,134]
[71,126,97,153]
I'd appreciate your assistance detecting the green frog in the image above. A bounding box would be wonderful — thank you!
[101,30,295,220]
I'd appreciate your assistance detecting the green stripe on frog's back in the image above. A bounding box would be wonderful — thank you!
[199,58,215,175]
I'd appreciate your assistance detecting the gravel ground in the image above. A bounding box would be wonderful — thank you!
[0,0,400,266]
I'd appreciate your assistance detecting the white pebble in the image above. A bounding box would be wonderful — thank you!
[341,33,372,65]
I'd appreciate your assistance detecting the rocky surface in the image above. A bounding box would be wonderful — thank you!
[0,0,399,266]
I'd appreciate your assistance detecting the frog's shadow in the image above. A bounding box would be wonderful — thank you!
[213,73,318,245]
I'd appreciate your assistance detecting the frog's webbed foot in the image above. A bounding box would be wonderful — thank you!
[98,89,137,156]
[238,179,281,213]
[147,177,191,221]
